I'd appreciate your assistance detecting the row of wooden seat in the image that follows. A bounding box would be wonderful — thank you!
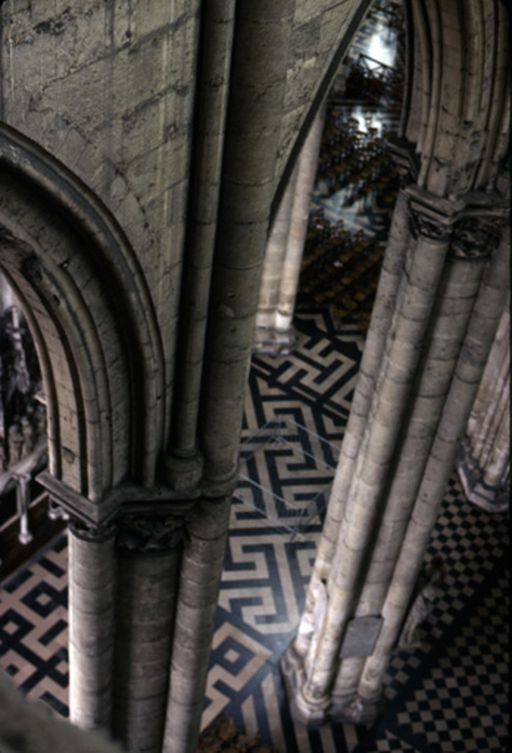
[316,114,400,201]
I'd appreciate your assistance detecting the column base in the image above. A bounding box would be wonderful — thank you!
[330,691,384,726]
[280,642,383,727]
[456,451,509,513]
[253,326,296,356]
[280,642,329,726]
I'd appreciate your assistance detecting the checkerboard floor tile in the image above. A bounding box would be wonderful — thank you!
[371,564,509,753]
[356,728,420,752]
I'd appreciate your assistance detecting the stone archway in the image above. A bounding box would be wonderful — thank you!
[0,123,166,731]
[0,123,165,497]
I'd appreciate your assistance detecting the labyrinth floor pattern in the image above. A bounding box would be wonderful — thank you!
[0,307,509,753]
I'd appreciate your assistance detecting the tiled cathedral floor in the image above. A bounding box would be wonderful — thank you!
[0,306,509,752]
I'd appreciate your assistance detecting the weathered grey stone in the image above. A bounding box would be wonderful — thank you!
[339,617,383,659]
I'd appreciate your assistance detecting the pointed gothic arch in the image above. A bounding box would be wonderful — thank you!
[0,124,165,512]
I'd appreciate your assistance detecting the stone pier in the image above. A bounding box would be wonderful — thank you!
[282,195,508,726]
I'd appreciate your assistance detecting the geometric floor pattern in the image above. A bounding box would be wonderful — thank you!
[0,306,509,753]
[0,534,68,717]
[204,306,510,753]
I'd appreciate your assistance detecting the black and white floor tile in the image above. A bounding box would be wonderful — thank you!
[204,308,510,753]
[0,308,509,753]
[0,534,68,717]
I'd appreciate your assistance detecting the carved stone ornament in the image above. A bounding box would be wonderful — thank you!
[69,518,116,543]
[450,216,502,260]
[116,513,188,552]
[409,206,451,242]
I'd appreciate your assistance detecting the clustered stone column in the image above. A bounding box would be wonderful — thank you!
[59,471,234,753]
[456,303,510,512]
[65,499,202,753]
[281,187,508,726]
[254,104,326,354]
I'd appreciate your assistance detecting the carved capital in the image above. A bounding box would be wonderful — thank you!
[69,518,116,543]
[450,216,503,260]
[409,206,452,242]
[116,512,191,552]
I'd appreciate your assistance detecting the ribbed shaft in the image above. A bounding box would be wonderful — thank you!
[169,0,236,464]
[275,104,326,333]
[200,0,294,490]
[256,172,297,331]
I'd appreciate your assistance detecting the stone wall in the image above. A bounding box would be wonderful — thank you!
[1,0,201,409]
[0,0,374,452]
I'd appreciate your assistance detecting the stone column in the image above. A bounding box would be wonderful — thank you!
[254,104,326,355]
[166,0,236,491]
[15,471,32,544]
[457,303,510,512]
[68,520,117,731]
[282,193,452,725]
[331,215,495,708]
[254,171,297,347]
[163,498,231,753]
[357,223,509,705]
[281,192,508,726]
[293,188,411,660]
[112,515,184,753]
[200,0,295,491]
